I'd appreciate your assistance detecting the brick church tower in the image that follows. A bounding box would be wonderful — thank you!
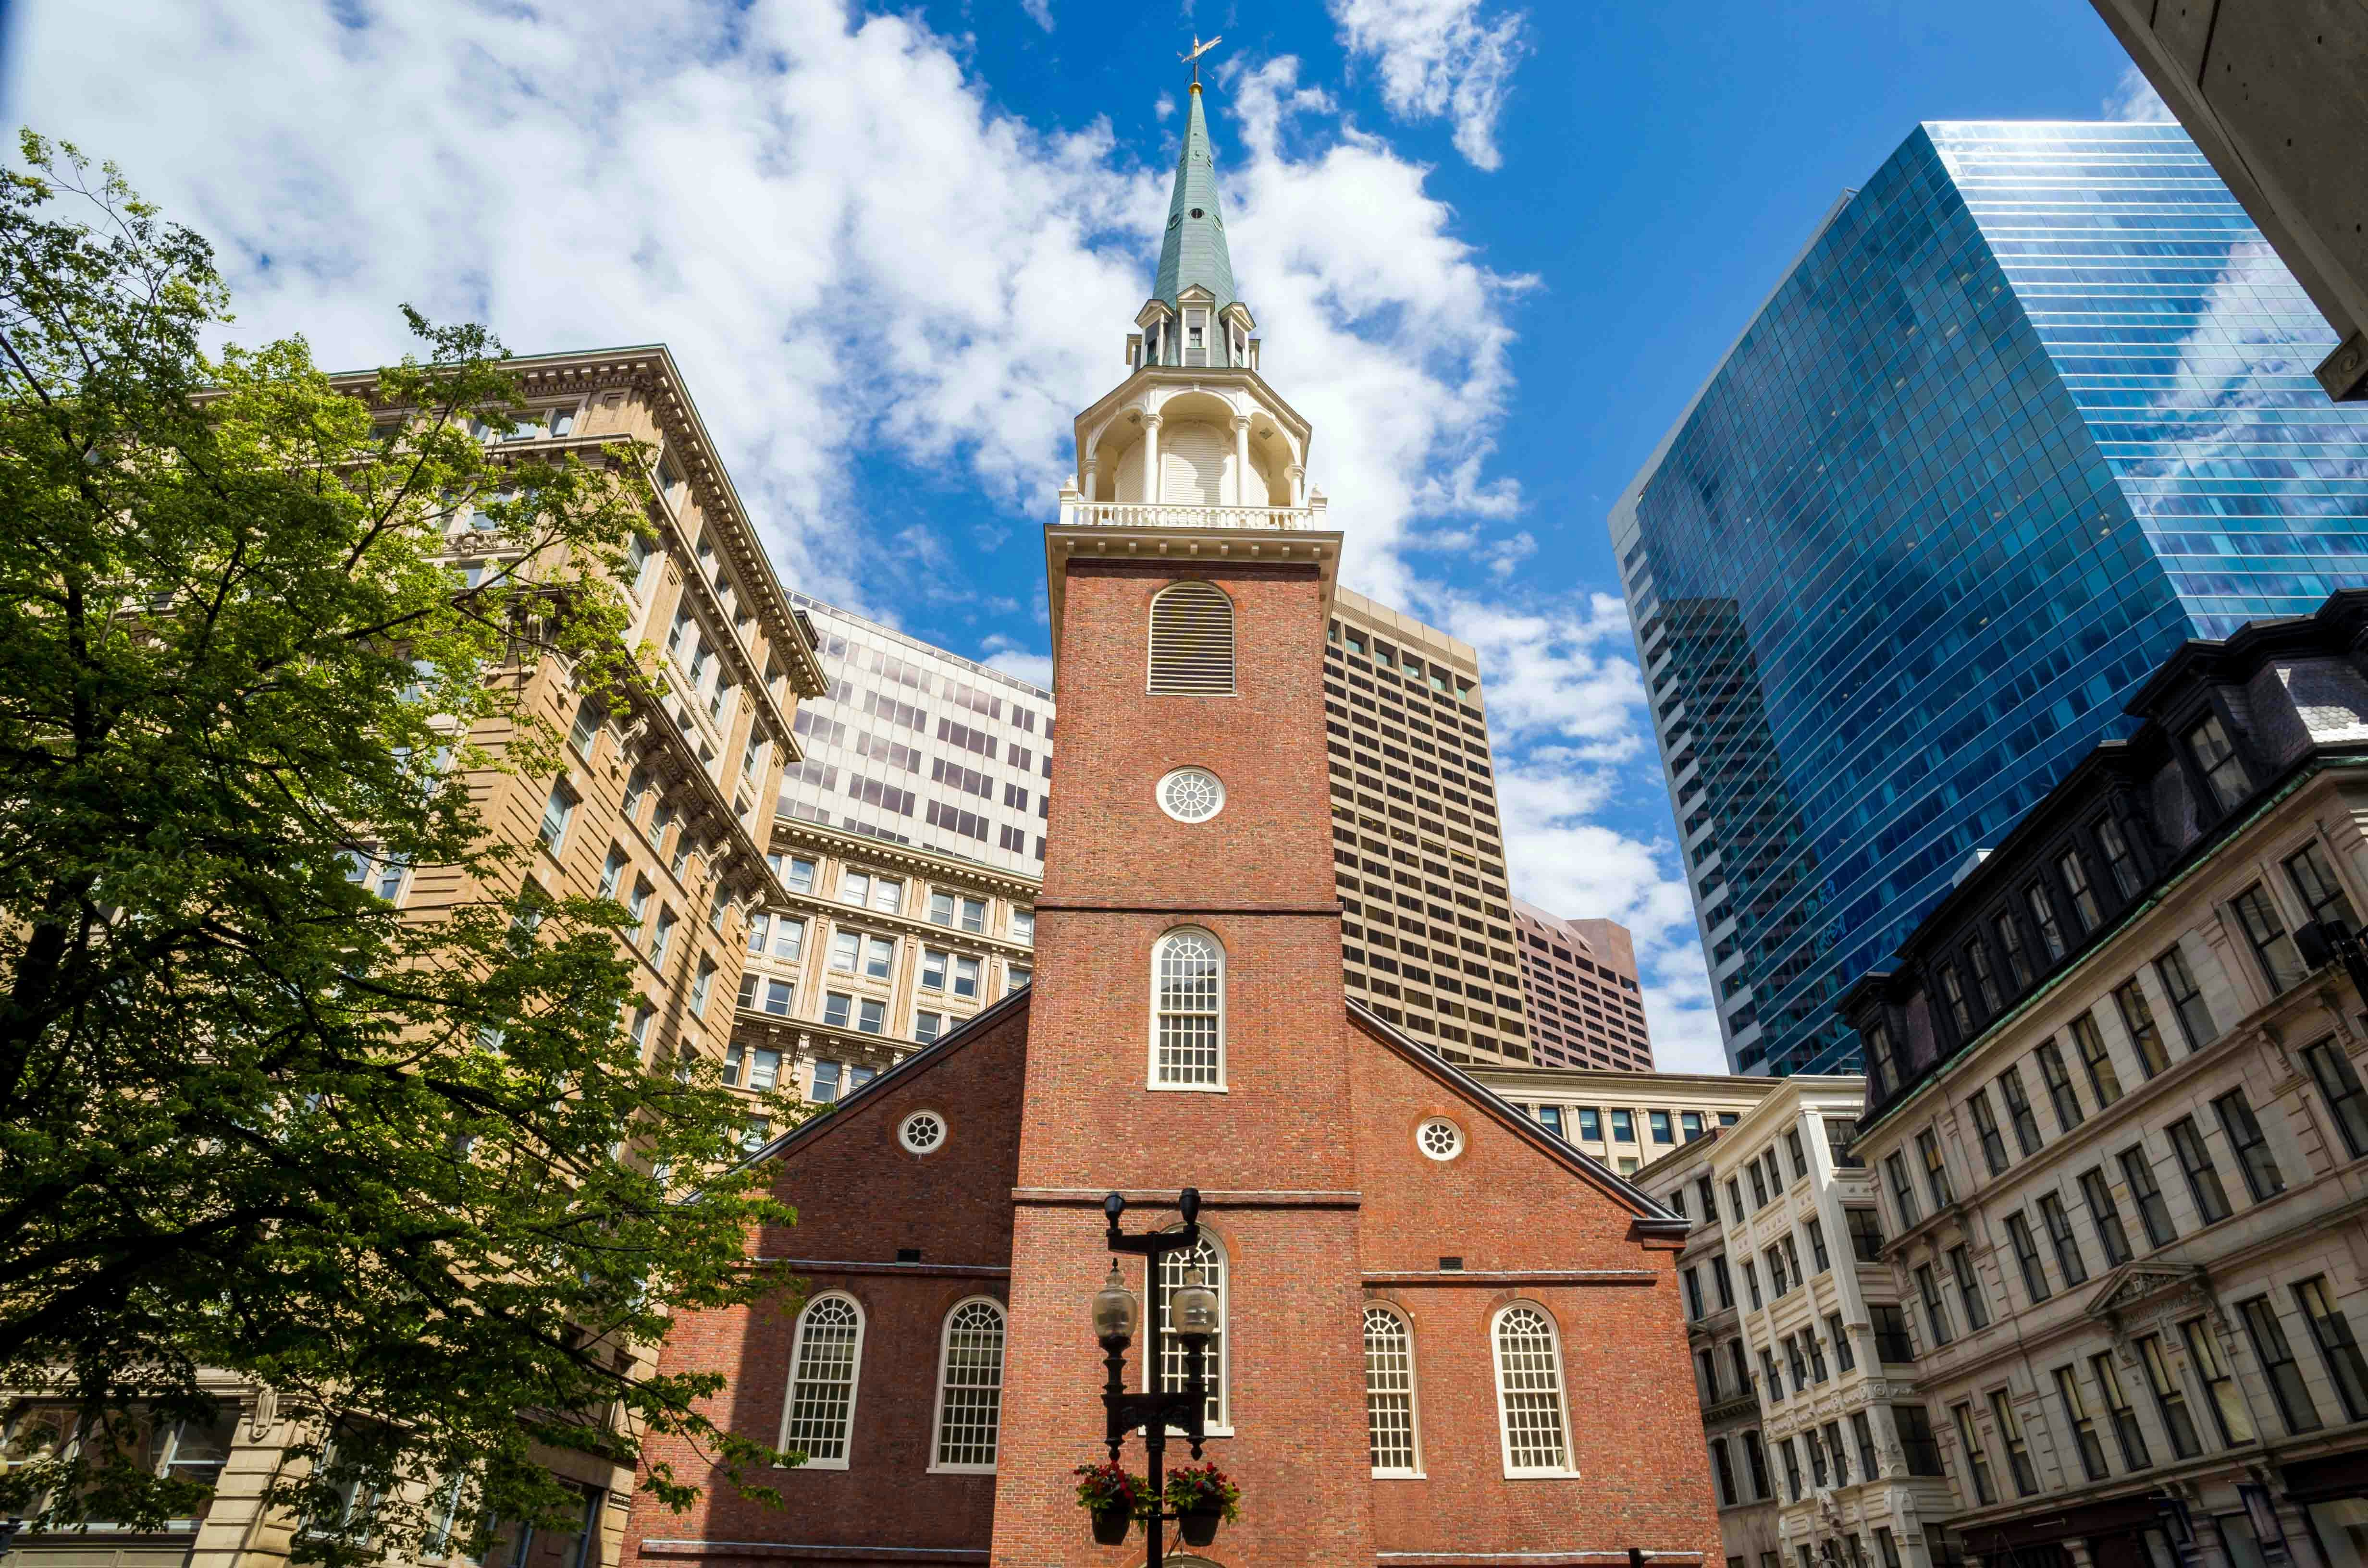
[622,72,1723,1568]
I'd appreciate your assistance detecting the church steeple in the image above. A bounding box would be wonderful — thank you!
[1152,82,1236,320]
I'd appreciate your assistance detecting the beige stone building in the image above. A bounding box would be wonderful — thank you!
[730,817,1036,1122]
[1326,587,1533,1066]
[1473,1064,1772,1176]
[2,345,825,1568]
[1634,1076,1953,1568]
[1847,593,2368,1568]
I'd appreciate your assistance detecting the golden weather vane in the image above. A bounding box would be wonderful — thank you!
[1181,33,1222,84]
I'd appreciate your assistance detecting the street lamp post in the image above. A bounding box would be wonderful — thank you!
[1091,1188,1219,1567]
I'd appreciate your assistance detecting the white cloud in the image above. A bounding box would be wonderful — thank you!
[1430,590,1726,1072]
[10,1,1526,626]
[1329,0,1528,171]
[2103,62,2175,122]
[1155,92,1176,122]
[1020,0,1053,32]
[978,636,1054,690]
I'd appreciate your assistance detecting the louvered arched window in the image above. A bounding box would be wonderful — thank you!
[1147,581,1235,696]
[1492,1303,1572,1476]
[1364,1305,1421,1475]
[779,1293,865,1469]
[930,1298,1006,1473]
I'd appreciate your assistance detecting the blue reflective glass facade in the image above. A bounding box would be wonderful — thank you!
[1611,122,2368,1077]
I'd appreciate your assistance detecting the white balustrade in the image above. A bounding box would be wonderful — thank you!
[1057,497,1323,532]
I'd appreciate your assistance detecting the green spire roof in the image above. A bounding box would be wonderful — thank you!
[1152,83,1236,317]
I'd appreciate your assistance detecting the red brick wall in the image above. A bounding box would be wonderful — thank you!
[1348,1013,1724,1564]
[621,1001,1030,1568]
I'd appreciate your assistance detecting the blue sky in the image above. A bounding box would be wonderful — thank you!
[1,0,2159,1069]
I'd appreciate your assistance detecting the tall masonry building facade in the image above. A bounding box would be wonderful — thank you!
[624,75,1720,1568]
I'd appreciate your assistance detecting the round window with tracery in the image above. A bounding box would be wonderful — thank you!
[1416,1117,1464,1162]
[900,1110,947,1155]
[1160,772,1231,829]
[1159,767,1225,823]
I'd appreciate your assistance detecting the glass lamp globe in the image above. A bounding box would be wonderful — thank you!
[1171,1267,1220,1342]
[1092,1262,1139,1344]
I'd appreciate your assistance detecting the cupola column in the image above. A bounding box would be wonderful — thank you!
[1232,415,1253,508]
[1288,462,1306,506]
[1142,413,1163,504]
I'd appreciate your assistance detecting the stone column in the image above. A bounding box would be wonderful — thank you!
[1288,461,1305,506]
[1232,415,1252,508]
[1142,414,1163,504]
[1082,454,1100,504]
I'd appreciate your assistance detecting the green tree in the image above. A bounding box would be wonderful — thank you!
[0,134,799,1565]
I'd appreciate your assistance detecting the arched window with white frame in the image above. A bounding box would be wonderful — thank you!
[929,1298,1007,1473]
[1147,581,1235,696]
[1153,1232,1229,1431]
[1364,1304,1421,1476]
[779,1292,865,1469]
[1150,928,1224,1089]
[1492,1302,1573,1476]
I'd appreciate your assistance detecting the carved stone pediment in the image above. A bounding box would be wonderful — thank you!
[2084,1262,2209,1325]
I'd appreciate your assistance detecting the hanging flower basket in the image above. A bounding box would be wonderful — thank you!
[1164,1463,1240,1546]
[1073,1461,1145,1544]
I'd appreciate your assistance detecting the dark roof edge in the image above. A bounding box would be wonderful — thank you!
[1345,1001,1688,1235]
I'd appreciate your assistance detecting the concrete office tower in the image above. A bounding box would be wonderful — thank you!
[777,592,1054,874]
[1614,121,2368,1079]
[2085,0,2368,401]
[1327,587,1534,1065]
[1512,900,1653,1070]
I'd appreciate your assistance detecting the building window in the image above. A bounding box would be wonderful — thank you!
[1491,1304,1572,1474]
[2288,841,2361,931]
[1147,581,1236,696]
[1918,1127,1955,1208]
[2070,1012,2124,1106]
[2096,814,2144,898]
[2119,1143,2178,1247]
[1948,1245,1989,1331]
[2027,881,2068,961]
[1998,1067,2043,1157]
[1846,1206,1884,1263]
[2054,1365,2111,1481]
[914,1010,946,1045]
[2232,883,2306,994]
[823,991,854,1029]
[1939,962,1973,1033]
[2079,1166,2133,1266]
[2113,979,2172,1077]
[2153,945,2215,1052]
[1364,1306,1420,1476]
[2037,1192,2088,1286]
[1949,1403,1996,1505]
[863,935,895,980]
[689,960,715,1017]
[1830,1313,1856,1372]
[1578,1106,1603,1141]
[2181,1316,2252,1446]
[2239,1295,2323,1434]
[2035,1040,2084,1131]
[2060,848,2102,931]
[782,856,816,893]
[1612,1108,1636,1143]
[1710,1438,1736,1507]
[2189,712,2250,811]
[2295,1277,2368,1421]
[1151,928,1224,1088]
[538,781,577,853]
[1966,938,2003,1012]
[1885,1152,1920,1230]
[1158,1236,1228,1429]
[2091,1351,2150,1470]
[1871,1304,1914,1364]
[779,1294,865,1468]
[1778,1430,1802,1501]
[1989,1391,2038,1495]
[2004,1212,2051,1304]
[2134,1334,2202,1458]
[1996,913,2034,987]
[1851,1412,1877,1480]
[1915,1263,1953,1348]
[2306,1039,2368,1159]
[1806,1217,1829,1273]
[2169,1118,2226,1231]
[1968,1089,2010,1176]
[2212,1089,2285,1201]
[928,1298,1005,1473]
[856,997,885,1034]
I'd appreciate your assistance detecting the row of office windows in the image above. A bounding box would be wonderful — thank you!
[1710,1406,1947,1511]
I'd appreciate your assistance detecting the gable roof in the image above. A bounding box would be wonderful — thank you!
[1345,1000,1688,1237]
[732,988,1032,1172]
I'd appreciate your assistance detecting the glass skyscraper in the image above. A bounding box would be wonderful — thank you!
[1612,121,2368,1076]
